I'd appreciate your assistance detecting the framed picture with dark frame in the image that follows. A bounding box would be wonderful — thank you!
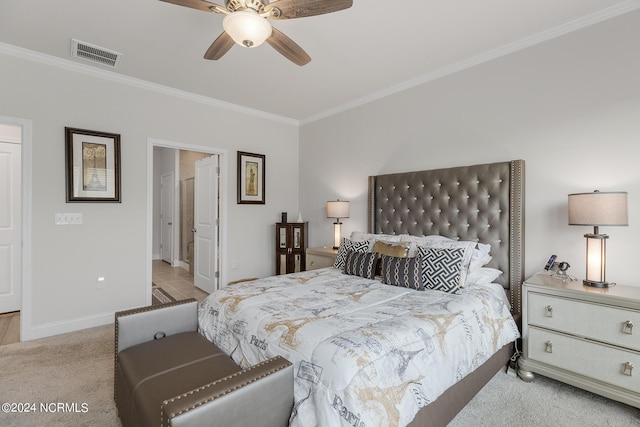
[65,127,121,202]
[237,151,265,204]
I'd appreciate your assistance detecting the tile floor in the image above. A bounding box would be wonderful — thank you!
[152,259,209,303]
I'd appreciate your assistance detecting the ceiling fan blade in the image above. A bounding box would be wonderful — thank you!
[265,0,352,19]
[159,0,226,14]
[204,32,235,60]
[266,27,311,66]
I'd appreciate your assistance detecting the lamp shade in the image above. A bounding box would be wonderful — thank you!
[327,200,350,219]
[568,191,628,226]
[223,11,272,48]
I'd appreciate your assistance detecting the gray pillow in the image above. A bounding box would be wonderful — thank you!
[380,254,423,291]
[343,251,378,280]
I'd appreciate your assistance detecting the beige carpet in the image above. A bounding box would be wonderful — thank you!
[0,324,638,426]
[0,324,119,427]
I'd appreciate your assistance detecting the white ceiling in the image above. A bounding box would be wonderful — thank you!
[1,0,639,123]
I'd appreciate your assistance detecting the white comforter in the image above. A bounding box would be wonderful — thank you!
[198,267,520,427]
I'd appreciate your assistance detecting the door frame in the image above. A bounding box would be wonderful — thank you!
[147,138,227,304]
[0,115,32,341]
[159,170,175,264]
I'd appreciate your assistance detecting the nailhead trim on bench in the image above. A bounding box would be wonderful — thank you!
[160,357,290,425]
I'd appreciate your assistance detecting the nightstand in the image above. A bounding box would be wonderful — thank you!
[518,272,640,408]
[305,247,338,270]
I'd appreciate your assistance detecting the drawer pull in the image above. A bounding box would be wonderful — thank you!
[545,341,553,353]
[545,305,553,317]
[623,362,634,376]
[623,320,634,335]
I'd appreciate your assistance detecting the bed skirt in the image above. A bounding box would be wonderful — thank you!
[407,342,514,427]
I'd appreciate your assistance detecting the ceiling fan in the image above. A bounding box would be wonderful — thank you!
[160,0,353,66]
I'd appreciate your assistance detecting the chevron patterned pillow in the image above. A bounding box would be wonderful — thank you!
[343,251,378,280]
[416,246,465,294]
[333,238,370,269]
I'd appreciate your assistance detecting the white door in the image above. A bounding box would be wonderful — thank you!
[0,141,21,313]
[160,172,174,264]
[194,155,218,293]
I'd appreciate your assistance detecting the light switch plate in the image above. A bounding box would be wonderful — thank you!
[55,213,83,225]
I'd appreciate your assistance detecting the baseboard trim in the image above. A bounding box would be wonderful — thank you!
[21,311,114,341]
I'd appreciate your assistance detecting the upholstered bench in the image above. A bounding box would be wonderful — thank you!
[115,298,293,427]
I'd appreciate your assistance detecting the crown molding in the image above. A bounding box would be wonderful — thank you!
[300,0,640,125]
[2,0,638,127]
[0,42,299,127]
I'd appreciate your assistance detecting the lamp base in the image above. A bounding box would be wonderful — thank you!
[583,279,609,288]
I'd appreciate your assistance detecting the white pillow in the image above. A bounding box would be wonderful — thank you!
[474,242,491,260]
[400,235,448,257]
[350,231,374,242]
[401,234,491,261]
[469,254,492,273]
[465,267,503,286]
[350,232,401,251]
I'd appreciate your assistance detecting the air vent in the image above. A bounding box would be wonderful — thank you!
[71,39,123,68]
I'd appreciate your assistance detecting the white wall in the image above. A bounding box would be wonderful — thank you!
[0,53,299,339]
[299,10,640,286]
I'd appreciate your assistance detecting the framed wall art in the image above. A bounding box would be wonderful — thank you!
[65,127,121,202]
[237,151,265,204]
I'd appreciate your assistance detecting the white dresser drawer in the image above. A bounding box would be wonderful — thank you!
[529,327,640,393]
[528,292,640,351]
[306,254,334,270]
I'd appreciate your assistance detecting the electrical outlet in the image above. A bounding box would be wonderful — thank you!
[97,277,106,288]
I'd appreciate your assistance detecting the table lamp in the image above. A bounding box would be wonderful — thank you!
[568,190,628,288]
[327,200,349,249]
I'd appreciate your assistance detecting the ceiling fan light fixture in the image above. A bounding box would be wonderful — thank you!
[223,10,272,48]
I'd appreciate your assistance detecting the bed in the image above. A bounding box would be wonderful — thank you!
[198,159,525,426]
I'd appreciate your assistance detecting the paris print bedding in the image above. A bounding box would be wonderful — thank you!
[198,267,520,427]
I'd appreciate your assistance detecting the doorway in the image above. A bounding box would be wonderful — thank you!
[147,139,227,305]
[0,116,31,344]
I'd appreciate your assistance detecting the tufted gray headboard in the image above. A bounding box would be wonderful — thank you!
[367,160,525,317]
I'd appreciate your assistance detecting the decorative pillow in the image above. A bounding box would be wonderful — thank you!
[465,267,503,287]
[372,240,410,258]
[416,240,475,287]
[343,251,378,280]
[380,255,423,291]
[333,238,369,269]
[416,246,466,294]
